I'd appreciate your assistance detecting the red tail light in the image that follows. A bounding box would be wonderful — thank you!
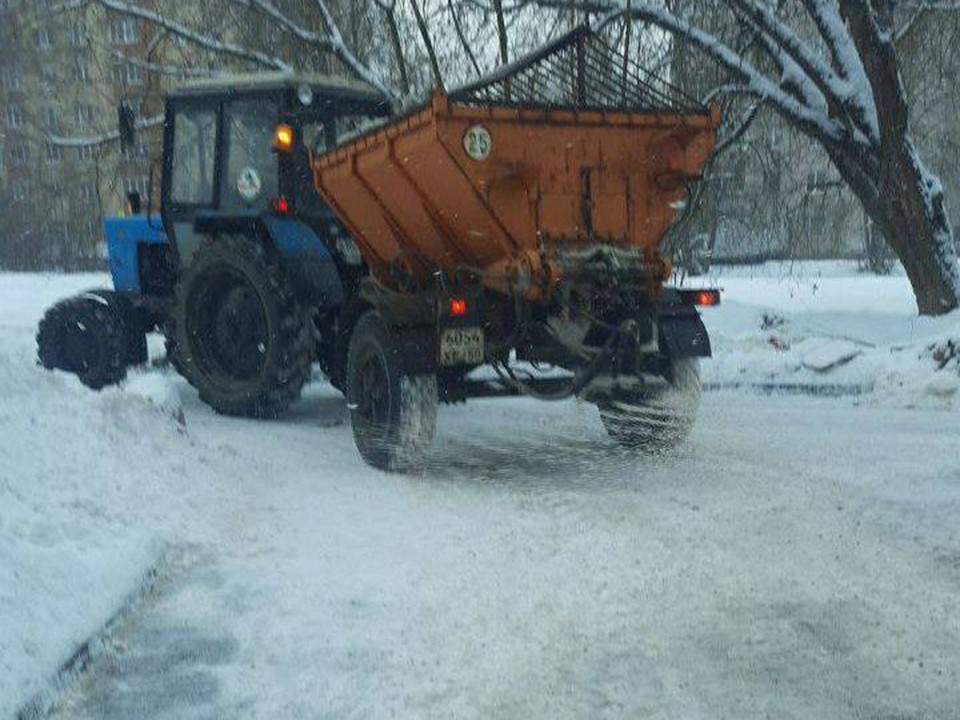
[273,197,291,215]
[695,290,720,307]
[450,298,468,317]
[678,289,720,307]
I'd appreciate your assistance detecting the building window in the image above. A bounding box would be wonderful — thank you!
[0,68,22,92]
[76,104,95,128]
[46,144,63,162]
[112,62,144,86]
[109,19,139,45]
[121,141,149,160]
[68,23,87,47]
[50,197,67,220]
[41,66,58,92]
[78,145,96,162]
[5,105,24,128]
[43,107,60,132]
[36,27,52,50]
[123,177,150,197]
[75,59,91,83]
[12,145,30,165]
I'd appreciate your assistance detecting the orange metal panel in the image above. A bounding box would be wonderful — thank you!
[312,91,720,299]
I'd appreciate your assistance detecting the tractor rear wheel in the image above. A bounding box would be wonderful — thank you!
[347,311,438,472]
[598,358,702,452]
[36,293,136,389]
[172,236,312,418]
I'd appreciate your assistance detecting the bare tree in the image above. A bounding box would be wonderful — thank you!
[33,0,960,316]
[536,0,960,315]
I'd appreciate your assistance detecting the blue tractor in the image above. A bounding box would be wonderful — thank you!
[38,73,391,411]
[38,45,719,472]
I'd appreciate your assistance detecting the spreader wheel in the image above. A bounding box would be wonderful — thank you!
[347,310,438,472]
[598,358,702,452]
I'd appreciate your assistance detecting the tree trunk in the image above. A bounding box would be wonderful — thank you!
[493,0,509,66]
[382,3,410,97]
[839,0,960,315]
[408,0,443,89]
[875,140,959,314]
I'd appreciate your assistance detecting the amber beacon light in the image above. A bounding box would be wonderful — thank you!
[274,124,295,151]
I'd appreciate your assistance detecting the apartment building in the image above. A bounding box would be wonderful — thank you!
[0,0,361,269]
[0,0,159,268]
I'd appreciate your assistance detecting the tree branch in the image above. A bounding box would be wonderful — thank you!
[408,0,444,89]
[89,0,293,71]
[312,0,396,99]
[48,114,165,149]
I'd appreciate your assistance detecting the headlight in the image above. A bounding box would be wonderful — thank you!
[297,83,314,107]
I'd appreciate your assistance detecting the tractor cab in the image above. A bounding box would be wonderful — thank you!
[160,73,391,280]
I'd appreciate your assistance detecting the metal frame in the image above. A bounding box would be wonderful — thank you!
[448,25,706,115]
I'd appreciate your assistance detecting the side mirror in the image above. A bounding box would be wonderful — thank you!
[118,102,136,151]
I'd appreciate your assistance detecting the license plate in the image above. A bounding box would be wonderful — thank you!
[440,327,484,366]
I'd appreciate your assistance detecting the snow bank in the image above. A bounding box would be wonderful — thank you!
[696,261,960,408]
[0,273,211,716]
[0,356,177,716]
[1,263,958,714]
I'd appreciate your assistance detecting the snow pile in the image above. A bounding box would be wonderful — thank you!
[0,267,959,717]
[0,274,206,717]
[696,261,960,408]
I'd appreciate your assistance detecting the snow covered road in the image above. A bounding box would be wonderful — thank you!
[3,269,960,719]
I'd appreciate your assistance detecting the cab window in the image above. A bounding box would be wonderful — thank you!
[170,107,217,205]
[336,114,381,144]
[220,99,278,212]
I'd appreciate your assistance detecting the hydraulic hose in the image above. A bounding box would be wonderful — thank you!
[492,328,621,402]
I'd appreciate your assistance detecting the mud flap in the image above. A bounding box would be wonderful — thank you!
[658,312,711,359]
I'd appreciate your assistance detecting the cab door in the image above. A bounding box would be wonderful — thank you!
[218,98,280,215]
[161,99,221,268]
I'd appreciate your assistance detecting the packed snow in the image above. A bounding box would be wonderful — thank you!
[698,261,960,406]
[1,263,959,719]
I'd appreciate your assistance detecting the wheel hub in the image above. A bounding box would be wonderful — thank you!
[189,269,269,382]
[61,322,99,373]
[355,354,389,425]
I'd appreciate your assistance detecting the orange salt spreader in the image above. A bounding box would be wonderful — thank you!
[311,26,723,469]
[313,27,720,302]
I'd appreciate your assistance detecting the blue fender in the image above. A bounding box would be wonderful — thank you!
[261,216,344,307]
[104,216,167,294]
[193,212,345,308]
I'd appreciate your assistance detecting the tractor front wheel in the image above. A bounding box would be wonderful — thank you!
[36,292,143,389]
[347,311,438,472]
[172,236,312,418]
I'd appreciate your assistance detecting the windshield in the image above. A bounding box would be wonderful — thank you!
[302,113,386,154]
[220,99,278,212]
[297,113,386,215]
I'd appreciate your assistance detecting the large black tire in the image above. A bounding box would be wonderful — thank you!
[36,293,133,390]
[347,311,438,472]
[161,322,186,374]
[598,358,702,452]
[172,235,312,418]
